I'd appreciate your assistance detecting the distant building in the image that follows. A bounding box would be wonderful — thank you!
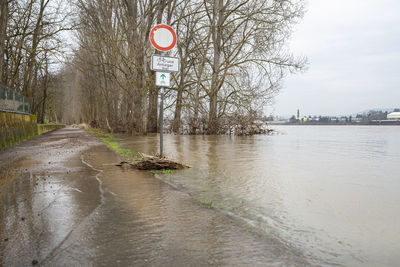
[387,112,400,120]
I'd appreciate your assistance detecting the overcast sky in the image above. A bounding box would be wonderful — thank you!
[272,0,400,117]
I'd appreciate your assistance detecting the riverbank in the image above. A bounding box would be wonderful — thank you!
[0,127,312,266]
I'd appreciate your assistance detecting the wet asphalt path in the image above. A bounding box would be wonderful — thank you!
[0,128,311,266]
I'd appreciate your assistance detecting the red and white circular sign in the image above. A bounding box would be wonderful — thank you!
[149,24,177,51]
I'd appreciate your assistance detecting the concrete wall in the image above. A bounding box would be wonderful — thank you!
[0,111,65,150]
[37,124,65,135]
[0,111,37,150]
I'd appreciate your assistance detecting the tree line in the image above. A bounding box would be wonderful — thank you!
[1,0,306,134]
[0,0,73,122]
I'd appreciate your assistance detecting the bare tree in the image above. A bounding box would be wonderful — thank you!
[0,0,74,122]
[0,0,8,82]
[67,0,305,135]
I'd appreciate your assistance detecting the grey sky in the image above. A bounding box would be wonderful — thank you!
[272,0,400,117]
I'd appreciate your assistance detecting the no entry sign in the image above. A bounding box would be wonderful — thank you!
[149,24,177,51]
[149,24,178,158]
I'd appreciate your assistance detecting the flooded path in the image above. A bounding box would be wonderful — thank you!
[0,128,311,266]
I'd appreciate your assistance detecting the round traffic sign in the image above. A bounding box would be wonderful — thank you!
[149,24,177,51]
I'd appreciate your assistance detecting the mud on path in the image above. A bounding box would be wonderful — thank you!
[0,128,311,266]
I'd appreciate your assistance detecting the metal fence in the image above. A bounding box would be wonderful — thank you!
[0,84,30,114]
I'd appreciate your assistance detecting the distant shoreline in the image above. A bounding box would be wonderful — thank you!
[269,121,400,126]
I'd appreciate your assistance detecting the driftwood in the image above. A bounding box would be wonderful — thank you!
[116,153,191,170]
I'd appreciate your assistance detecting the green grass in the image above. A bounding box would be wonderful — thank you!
[85,128,113,139]
[45,122,64,126]
[85,128,177,172]
[99,137,135,158]
[151,169,175,175]
[195,198,215,209]
[85,128,140,160]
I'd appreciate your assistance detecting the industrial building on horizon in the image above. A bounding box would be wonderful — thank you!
[270,108,400,125]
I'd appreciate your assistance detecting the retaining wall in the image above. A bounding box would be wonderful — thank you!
[0,110,37,150]
[37,124,65,135]
[0,110,65,150]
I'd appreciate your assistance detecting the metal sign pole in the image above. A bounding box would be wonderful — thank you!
[160,87,164,158]
[149,24,178,158]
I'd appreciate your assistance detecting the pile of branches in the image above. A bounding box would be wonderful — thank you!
[116,153,191,170]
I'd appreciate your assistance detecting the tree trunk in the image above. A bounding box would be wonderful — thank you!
[190,85,200,134]
[172,67,185,133]
[190,30,211,135]
[147,0,165,133]
[208,0,223,134]
[23,0,47,98]
[0,0,8,83]
[40,84,47,123]
[125,0,145,134]
[208,91,218,133]
[147,83,158,132]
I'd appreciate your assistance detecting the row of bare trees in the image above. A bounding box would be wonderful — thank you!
[67,0,306,134]
[0,0,73,122]
[10,0,305,134]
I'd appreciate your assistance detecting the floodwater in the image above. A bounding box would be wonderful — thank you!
[120,126,400,266]
[0,128,310,266]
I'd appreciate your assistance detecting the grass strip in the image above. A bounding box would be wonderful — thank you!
[84,127,177,173]
[151,169,175,175]
[98,137,135,158]
[195,198,215,209]
[84,128,139,160]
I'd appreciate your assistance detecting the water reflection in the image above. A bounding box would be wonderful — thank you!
[121,126,400,266]
[1,137,311,266]
[3,126,398,266]
[61,145,311,266]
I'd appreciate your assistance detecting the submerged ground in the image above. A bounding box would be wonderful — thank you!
[0,128,310,266]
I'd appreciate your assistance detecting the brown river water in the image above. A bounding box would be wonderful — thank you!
[0,128,310,266]
[1,126,399,266]
[119,125,400,267]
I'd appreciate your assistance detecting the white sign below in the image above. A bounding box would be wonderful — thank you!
[156,72,170,87]
[152,55,179,73]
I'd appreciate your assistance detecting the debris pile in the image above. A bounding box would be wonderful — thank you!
[116,153,191,170]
